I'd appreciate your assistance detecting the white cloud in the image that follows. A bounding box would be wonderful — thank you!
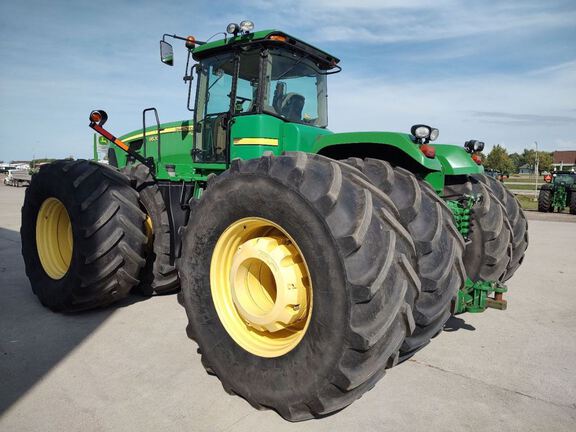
[246,0,576,44]
[327,59,576,153]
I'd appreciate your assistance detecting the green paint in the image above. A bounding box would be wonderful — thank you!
[446,195,477,239]
[98,28,492,219]
[424,171,444,193]
[433,144,484,175]
[314,132,443,171]
[552,184,568,211]
[455,278,508,314]
[109,119,228,182]
[93,134,98,161]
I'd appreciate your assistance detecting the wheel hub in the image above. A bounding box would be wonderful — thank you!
[36,197,73,279]
[210,217,313,357]
[230,236,308,332]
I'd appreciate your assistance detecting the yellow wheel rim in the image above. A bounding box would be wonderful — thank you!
[144,214,154,246]
[211,217,313,358]
[36,197,73,280]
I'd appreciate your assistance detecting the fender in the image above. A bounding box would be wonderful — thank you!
[313,132,443,172]
[433,144,484,175]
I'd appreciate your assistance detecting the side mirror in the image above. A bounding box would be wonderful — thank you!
[160,41,174,66]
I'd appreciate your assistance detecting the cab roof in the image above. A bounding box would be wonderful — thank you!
[192,29,340,68]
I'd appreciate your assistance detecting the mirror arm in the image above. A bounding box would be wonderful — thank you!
[163,33,206,45]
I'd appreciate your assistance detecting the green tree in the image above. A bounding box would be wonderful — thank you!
[537,152,553,172]
[520,149,553,173]
[509,152,523,173]
[485,145,514,174]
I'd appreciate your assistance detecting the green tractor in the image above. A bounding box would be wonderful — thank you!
[21,22,528,421]
[538,171,576,214]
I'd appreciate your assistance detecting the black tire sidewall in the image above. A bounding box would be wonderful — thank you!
[538,189,552,212]
[124,164,179,295]
[21,166,82,309]
[180,174,349,406]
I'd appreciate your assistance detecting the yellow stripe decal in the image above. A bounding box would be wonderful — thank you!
[233,138,279,146]
[121,125,194,142]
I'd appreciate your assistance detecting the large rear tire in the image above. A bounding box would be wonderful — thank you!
[21,160,147,312]
[570,188,576,215]
[474,175,528,280]
[444,176,512,282]
[344,158,465,359]
[123,164,179,295]
[178,153,420,421]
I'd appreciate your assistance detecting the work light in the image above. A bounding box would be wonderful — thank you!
[240,20,254,33]
[464,140,485,153]
[412,125,431,139]
[227,23,240,35]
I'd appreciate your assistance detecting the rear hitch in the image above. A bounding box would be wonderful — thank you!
[453,278,507,314]
[445,194,481,242]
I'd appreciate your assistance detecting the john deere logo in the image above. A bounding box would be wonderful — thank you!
[98,136,109,144]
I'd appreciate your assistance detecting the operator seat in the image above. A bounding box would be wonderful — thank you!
[280,93,305,122]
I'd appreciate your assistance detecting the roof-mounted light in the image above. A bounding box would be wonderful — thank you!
[185,36,196,49]
[410,124,439,144]
[239,20,254,34]
[226,23,240,36]
[269,34,287,42]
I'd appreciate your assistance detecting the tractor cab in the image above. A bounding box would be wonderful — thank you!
[160,24,340,164]
[551,171,575,186]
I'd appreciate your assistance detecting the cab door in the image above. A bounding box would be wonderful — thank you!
[193,53,236,163]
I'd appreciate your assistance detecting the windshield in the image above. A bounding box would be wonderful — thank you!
[262,49,328,127]
[553,173,575,185]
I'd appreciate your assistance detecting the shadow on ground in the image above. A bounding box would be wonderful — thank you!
[0,227,150,415]
[443,315,476,332]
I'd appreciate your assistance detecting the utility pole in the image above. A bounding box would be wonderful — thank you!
[534,141,539,200]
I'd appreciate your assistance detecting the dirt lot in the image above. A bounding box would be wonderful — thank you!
[1,183,575,432]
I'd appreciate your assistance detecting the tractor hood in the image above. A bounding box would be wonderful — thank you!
[433,144,484,175]
[313,132,443,172]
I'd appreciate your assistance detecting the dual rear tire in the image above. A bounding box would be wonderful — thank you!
[123,164,180,295]
[21,160,181,312]
[444,174,528,283]
[344,158,465,359]
[178,153,421,420]
[21,160,147,311]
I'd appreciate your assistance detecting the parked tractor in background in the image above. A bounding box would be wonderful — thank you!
[20,22,528,421]
[538,171,576,214]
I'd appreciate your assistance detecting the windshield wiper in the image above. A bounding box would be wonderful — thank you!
[274,54,310,81]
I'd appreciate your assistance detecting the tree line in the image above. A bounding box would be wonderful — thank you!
[476,145,553,174]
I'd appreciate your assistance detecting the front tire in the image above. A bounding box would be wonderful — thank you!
[538,189,552,212]
[178,153,419,420]
[21,160,147,312]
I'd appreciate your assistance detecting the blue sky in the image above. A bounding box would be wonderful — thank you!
[0,0,575,162]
